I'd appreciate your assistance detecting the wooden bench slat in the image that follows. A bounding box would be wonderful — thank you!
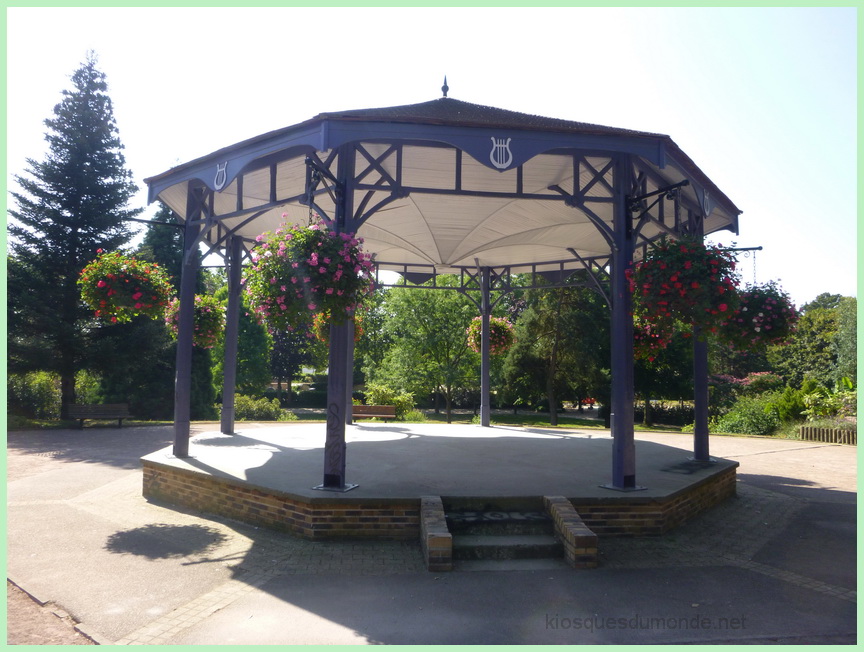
[352,405,396,422]
[68,404,131,429]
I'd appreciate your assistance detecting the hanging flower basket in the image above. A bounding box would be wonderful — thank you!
[164,295,226,349]
[628,236,740,338]
[243,218,375,334]
[78,249,174,324]
[719,281,797,349]
[466,316,515,355]
[633,319,694,362]
[633,319,673,362]
[312,310,365,344]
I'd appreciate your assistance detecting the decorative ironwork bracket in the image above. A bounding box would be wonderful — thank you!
[626,179,689,216]
[303,155,343,224]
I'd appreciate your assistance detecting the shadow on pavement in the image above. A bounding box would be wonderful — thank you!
[6,426,175,471]
[105,524,228,560]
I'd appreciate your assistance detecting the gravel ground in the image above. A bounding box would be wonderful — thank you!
[7,581,95,645]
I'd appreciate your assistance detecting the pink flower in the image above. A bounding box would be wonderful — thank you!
[97,280,107,288]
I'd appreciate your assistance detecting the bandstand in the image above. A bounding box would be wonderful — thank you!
[142,89,741,550]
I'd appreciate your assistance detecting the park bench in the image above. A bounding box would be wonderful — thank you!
[352,405,397,422]
[68,403,131,429]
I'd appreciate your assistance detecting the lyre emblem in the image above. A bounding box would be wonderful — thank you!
[701,190,711,215]
[214,161,228,190]
[489,136,513,170]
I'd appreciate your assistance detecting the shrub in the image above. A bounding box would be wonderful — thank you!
[803,388,857,421]
[231,395,293,421]
[741,371,785,395]
[712,394,782,436]
[363,383,415,420]
[7,372,60,419]
[708,374,746,416]
[634,402,695,426]
[403,409,428,423]
[293,389,328,408]
[75,370,103,404]
[765,380,820,423]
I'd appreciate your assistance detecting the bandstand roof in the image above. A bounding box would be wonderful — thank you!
[145,95,741,276]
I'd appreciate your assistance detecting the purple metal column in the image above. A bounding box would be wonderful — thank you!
[608,155,638,489]
[345,322,355,426]
[691,218,711,461]
[318,144,357,491]
[172,184,202,457]
[220,236,242,434]
[693,333,710,460]
[480,267,492,427]
[322,320,354,489]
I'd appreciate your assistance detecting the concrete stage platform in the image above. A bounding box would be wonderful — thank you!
[141,423,738,541]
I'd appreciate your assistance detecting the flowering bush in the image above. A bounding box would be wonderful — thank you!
[165,295,225,349]
[311,310,364,344]
[78,249,173,323]
[741,371,785,395]
[628,236,740,340]
[719,281,797,349]
[243,217,375,334]
[466,316,515,355]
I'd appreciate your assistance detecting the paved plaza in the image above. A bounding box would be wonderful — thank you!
[6,422,856,644]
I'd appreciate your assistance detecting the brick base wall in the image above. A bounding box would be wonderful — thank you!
[420,496,452,571]
[544,496,598,568]
[142,461,419,540]
[573,464,738,536]
[142,457,736,544]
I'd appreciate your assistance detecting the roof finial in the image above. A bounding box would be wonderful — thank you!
[442,76,449,98]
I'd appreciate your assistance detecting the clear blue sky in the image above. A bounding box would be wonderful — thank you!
[5,5,858,309]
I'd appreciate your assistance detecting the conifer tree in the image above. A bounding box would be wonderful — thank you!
[8,52,141,417]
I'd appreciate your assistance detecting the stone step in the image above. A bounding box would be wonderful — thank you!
[453,558,571,572]
[452,533,564,561]
[446,510,554,536]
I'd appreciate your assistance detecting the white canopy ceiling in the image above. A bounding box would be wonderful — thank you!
[146,97,740,276]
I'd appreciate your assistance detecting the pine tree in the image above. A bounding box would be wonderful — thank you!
[8,52,141,417]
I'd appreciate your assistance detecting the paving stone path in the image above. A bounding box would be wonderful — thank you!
[110,479,852,644]
[7,426,855,645]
